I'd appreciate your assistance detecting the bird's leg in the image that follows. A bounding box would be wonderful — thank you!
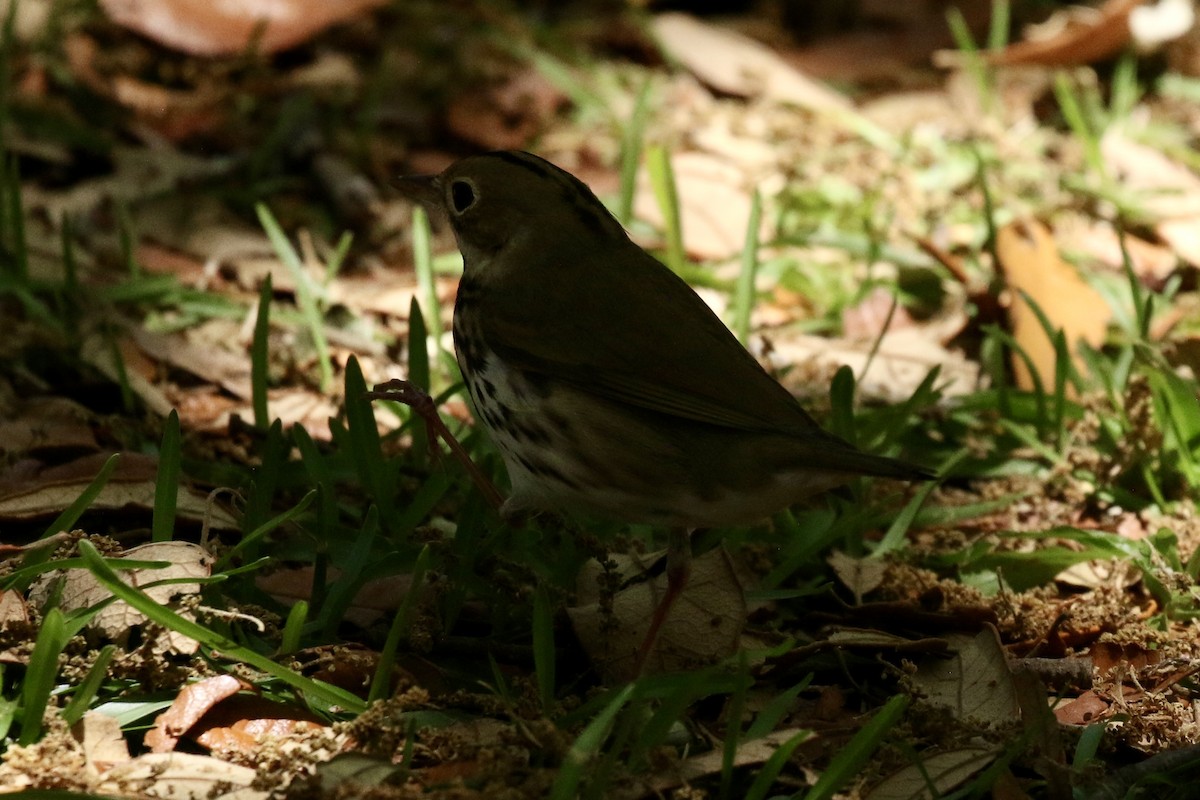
[366,379,505,512]
[633,526,694,675]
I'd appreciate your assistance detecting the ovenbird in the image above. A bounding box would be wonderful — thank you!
[398,151,930,667]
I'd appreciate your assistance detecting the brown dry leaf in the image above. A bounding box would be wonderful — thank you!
[613,726,814,800]
[568,547,749,681]
[147,675,249,753]
[257,565,414,627]
[771,327,979,403]
[0,452,239,529]
[100,752,264,800]
[131,323,252,400]
[137,242,213,286]
[1056,558,1140,590]
[30,540,214,655]
[0,397,99,459]
[1053,689,1111,725]
[24,136,231,225]
[866,747,1000,800]
[99,0,386,57]
[652,13,852,114]
[634,151,771,260]
[1058,218,1178,287]
[1089,640,1163,672]
[1101,130,1200,266]
[841,286,916,341]
[787,2,990,84]
[827,550,888,602]
[67,39,230,142]
[996,219,1110,395]
[446,68,567,151]
[192,697,326,754]
[984,0,1146,67]
[73,712,132,774]
[314,752,408,791]
[0,590,29,625]
[911,625,1020,724]
[80,331,172,416]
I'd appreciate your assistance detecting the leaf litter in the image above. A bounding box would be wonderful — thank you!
[4,1,1200,798]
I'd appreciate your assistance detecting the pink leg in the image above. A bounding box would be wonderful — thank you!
[366,379,505,512]
[633,527,693,675]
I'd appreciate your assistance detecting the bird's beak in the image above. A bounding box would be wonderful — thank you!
[394,174,443,210]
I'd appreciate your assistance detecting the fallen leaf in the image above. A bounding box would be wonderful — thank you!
[1101,130,1200,267]
[100,752,264,800]
[98,0,387,57]
[770,327,980,403]
[984,0,1146,67]
[911,625,1019,724]
[633,151,770,260]
[147,675,250,753]
[827,550,888,601]
[73,712,132,774]
[0,452,239,530]
[568,547,750,681]
[996,219,1110,395]
[652,13,852,114]
[1053,690,1111,725]
[446,68,567,151]
[866,747,1000,800]
[31,540,214,655]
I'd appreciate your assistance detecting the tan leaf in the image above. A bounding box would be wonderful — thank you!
[866,747,1000,800]
[100,752,264,800]
[997,219,1110,395]
[984,0,1146,67]
[1101,130,1200,267]
[98,0,387,57]
[30,540,214,655]
[568,547,750,681]
[911,625,1019,724]
[653,13,852,114]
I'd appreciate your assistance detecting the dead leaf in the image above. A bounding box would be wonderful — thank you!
[1059,218,1178,288]
[0,396,99,458]
[910,625,1019,724]
[73,711,132,774]
[1053,689,1111,725]
[147,675,250,753]
[841,287,916,341]
[866,747,1000,800]
[1101,130,1200,267]
[983,0,1146,67]
[568,547,750,681]
[996,219,1110,395]
[257,565,415,627]
[827,550,888,601]
[30,540,214,655]
[1088,640,1163,673]
[653,13,852,114]
[633,150,771,260]
[100,752,264,800]
[613,726,815,799]
[770,327,979,403]
[446,68,567,151]
[0,452,239,530]
[98,0,387,57]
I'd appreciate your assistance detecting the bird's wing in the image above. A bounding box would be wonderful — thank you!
[476,241,827,437]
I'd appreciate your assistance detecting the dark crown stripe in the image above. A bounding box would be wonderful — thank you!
[492,151,628,240]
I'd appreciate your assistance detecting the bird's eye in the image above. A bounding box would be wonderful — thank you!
[450,180,477,214]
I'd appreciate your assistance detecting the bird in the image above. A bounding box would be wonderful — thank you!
[393,150,932,672]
